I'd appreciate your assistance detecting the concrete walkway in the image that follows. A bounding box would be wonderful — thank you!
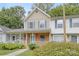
[5,49,28,56]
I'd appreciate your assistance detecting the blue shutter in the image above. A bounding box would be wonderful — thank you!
[55,20,57,28]
[70,17,72,28]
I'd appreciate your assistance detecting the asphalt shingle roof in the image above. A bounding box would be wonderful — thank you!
[0,25,11,33]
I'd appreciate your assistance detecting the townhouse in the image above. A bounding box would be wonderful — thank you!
[0,7,79,46]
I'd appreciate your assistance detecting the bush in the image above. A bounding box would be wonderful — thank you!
[33,42,79,56]
[16,44,24,49]
[0,43,4,49]
[2,43,24,50]
[29,44,39,50]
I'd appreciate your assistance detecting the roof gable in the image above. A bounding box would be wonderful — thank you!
[0,25,11,32]
[24,7,51,21]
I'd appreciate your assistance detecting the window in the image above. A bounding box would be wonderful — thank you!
[55,20,63,28]
[12,36,16,41]
[39,20,46,28]
[73,23,79,27]
[57,24,63,28]
[28,21,35,28]
[70,18,79,27]
[53,35,64,42]
[71,35,77,42]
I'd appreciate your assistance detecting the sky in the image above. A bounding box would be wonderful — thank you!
[0,3,61,15]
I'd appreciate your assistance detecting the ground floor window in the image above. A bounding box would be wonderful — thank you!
[53,35,64,42]
[12,35,16,41]
[71,35,77,43]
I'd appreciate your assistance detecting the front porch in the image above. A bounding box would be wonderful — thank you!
[24,33,50,46]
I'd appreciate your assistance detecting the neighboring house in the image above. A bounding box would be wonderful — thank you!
[0,25,24,43]
[0,7,79,46]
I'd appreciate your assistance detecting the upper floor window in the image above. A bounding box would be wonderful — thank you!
[39,20,46,28]
[70,18,79,28]
[55,20,63,28]
[28,21,35,29]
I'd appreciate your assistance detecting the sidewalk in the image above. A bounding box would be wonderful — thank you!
[5,49,28,56]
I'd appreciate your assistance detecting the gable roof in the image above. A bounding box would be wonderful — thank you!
[52,15,79,20]
[0,25,11,33]
[7,28,24,33]
[24,7,51,21]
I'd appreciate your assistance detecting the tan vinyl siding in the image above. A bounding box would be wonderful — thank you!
[27,9,50,21]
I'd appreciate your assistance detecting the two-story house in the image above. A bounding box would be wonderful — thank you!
[0,7,79,47]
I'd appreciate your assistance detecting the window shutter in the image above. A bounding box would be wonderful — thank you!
[45,20,47,28]
[70,17,72,28]
[38,21,39,28]
[32,21,34,28]
[27,22,29,28]
[55,20,57,28]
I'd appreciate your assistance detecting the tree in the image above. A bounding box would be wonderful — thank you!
[0,6,25,29]
[48,3,79,17]
[32,3,54,13]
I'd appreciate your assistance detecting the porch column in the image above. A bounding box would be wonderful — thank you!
[49,34,52,42]
[19,33,22,43]
[24,33,28,48]
[45,33,49,43]
[36,33,40,44]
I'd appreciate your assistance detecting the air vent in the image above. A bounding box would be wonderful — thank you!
[35,9,38,13]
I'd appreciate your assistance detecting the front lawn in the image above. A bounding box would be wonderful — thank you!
[18,42,79,56]
[0,49,16,55]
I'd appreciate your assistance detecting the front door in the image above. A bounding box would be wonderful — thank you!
[71,35,77,43]
[40,35,45,44]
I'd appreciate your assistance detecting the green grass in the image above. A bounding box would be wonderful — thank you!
[0,49,17,55]
[18,50,34,56]
[18,42,79,56]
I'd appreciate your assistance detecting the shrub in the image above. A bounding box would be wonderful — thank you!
[29,44,39,50]
[2,43,24,50]
[0,43,4,49]
[16,44,24,49]
[33,42,79,56]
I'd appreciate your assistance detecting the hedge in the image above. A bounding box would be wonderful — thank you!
[33,42,79,56]
[0,43,24,50]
